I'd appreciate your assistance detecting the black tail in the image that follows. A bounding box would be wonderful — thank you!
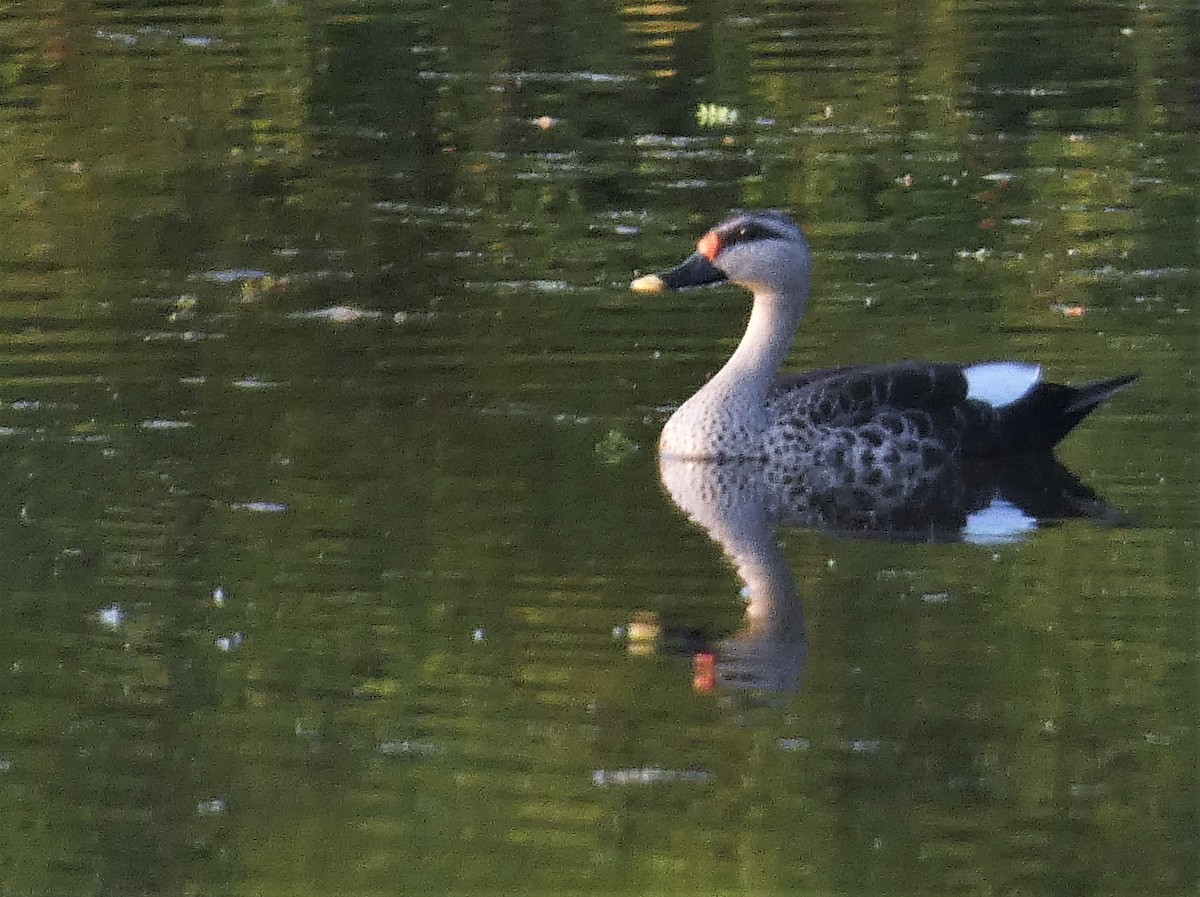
[1063,373,1141,417]
[1000,373,1139,453]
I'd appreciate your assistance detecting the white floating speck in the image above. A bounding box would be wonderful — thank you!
[288,306,382,324]
[378,739,439,756]
[140,419,193,430]
[592,767,711,787]
[98,605,125,629]
[94,29,139,46]
[846,739,882,754]
[194,269,269,284]
[181,35,222,48]
[216,632,244,652]
[229,501,288,514]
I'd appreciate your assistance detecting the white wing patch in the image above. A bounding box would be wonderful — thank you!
[964,362,1042,408]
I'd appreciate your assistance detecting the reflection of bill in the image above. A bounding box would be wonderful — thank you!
[625,610,660,657]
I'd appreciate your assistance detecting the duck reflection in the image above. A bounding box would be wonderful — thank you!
[634,453,1127,695]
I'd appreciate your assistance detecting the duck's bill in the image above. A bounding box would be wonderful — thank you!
[630,253,727,293]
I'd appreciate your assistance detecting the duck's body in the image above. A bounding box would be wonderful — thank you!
[632,211,1136,463]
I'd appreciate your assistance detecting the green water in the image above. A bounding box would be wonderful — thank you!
[0,1,1195,895]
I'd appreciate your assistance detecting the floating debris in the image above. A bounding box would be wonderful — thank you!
[354,679,399,699]
[696,103,739,127]
[594,429,639,465]
[287,306,382,324]
[393,310,437,325]
[97,605,125,629]
[957,248,992,261]
[779,737,811,752]
[378,739,439,757]
[240,274,288,302]
[93,29,139,46]
[592,767,711,787]
[169,295,198,322]
[193,268,271,284]
[229,500,288,514]
[143,330,224,343]
[843,739,883,754]
[486,279,572,294]
[180,35,222,48]
[215,632,244,652]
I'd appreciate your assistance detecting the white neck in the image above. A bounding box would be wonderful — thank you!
[659,288,804,459]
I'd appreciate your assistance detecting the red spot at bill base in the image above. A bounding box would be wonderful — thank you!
[697,231,721,260]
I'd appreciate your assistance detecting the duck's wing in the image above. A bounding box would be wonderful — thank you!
[764,363,983,470]
[772,363,988,444]
[773,362,973,418]
[770,362,1137,457]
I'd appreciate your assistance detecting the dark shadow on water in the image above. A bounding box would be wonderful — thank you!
[652,453,1131,696]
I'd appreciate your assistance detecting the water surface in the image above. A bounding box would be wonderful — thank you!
[0,1,1195,895]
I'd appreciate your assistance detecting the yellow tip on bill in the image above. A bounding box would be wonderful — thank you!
[630,273,665,293]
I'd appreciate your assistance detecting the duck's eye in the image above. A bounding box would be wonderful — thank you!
[720,221,780,250]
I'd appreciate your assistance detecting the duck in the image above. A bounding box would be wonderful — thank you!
[631,210,1138,464]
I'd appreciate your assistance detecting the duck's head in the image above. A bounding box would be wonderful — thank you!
[631,210,811,301]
